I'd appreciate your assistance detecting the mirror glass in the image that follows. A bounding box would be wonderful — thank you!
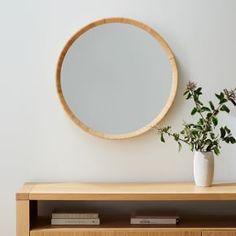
[57,18,177,139]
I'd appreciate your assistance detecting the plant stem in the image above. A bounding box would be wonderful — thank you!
[190,90,206,122]
[165,131,190,145]
[206,103,223,126]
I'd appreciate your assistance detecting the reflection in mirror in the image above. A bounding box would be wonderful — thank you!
[56,18,178,139]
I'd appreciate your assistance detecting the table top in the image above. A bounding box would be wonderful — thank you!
[16,182,236,201]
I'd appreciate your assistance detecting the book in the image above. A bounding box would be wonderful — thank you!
[130,216,180,225]
[52,213,99,219]
[51,218,100,225]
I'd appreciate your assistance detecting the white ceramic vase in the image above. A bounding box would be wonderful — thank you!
[193,151,214,187]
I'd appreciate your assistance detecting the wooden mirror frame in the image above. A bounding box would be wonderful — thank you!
[56,17,178,140]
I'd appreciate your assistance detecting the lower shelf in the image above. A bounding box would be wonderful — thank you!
[30,217,236,235]
[32,216,236,228]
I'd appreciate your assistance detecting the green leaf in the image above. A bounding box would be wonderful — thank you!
[224,137,230,143]
[219,98,227,104]
[198,118,204,125]
[160,134,165,143]
[191,107,198,115]
[225,126,231,134]
[214,146,220,155]
[215,92,225,101]
[173,133,179,141]
[220,127,226,138]
[183,90,189,96]
[191,130,198,136]
[220,104,230,113]
[215,93,221,100]
[201,106,211,112]
[163,126,171,133]
[230,137,236,144]
[190,143,194,151]
[209,101,215,110]
[195,125,203,130]
[212,116,218,126]
[198,100,203,105]
[206,144,213,152]
[220,92,225,99]
[206,113,212,120]
[186,93,191,100]
[178,142,182,152]
[205,125,212,132]
[195,87,202,95]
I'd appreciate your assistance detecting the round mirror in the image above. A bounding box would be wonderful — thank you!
[56,18,178,139]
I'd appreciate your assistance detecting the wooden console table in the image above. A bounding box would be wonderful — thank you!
[16,182,236,236]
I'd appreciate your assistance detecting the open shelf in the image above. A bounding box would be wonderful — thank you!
[30,215,236,232]
[16,182,236,236]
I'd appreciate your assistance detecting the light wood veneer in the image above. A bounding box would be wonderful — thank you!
[16,182,236,236]
[16,182,236,201]
[56,17,178,140]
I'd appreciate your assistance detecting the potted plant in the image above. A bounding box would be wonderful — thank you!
[157,81,236,187]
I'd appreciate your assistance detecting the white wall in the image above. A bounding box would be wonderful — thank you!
[1,0,236,235]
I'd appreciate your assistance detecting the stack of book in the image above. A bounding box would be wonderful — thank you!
[130,214,180,225]
[51,212,100,225]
